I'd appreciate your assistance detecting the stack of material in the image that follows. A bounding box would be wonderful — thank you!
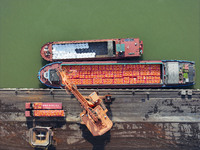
[52,43,95,59]
[34,110,65,117]
[62,64,161,85]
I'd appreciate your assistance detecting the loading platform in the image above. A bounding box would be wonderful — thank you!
[0,88,200,149]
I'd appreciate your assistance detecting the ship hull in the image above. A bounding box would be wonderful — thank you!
[40,38,143,61]
[38,60,195,89]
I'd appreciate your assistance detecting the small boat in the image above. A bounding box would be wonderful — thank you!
[38,60,195,89]
[40,38,143,61]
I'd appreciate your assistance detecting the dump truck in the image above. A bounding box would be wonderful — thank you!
[59,69,113,136]
[25,110,65,117]
[25,102,62,110]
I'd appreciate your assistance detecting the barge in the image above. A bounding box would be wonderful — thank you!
[41,38,143,61]
[38,60,195,88]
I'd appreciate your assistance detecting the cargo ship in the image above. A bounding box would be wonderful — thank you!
[38,60,195,89]
[40,38,143,61]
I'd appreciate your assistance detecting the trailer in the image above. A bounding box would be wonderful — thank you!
[25,110,65,117]
[25,102,62,110]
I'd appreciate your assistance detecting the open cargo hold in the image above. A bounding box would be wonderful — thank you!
[41,38,143,61]
[38,60,195,89]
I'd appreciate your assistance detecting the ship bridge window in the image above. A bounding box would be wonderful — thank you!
[124,38,134,42]
[116,44,125,52]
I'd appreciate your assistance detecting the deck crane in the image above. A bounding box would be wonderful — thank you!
[59,69,113,136]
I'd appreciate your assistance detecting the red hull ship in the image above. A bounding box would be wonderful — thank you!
[38,60,195,89]
[41,38,143,61]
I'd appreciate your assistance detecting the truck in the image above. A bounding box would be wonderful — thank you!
[25,110,65,117]
[25,102,62,110]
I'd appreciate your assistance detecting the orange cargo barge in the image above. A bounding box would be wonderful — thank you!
[38,60,195,88]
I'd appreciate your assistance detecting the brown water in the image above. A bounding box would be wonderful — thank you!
[0,0,199,88]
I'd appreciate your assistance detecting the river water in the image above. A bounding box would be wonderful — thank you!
[0,0,199,88]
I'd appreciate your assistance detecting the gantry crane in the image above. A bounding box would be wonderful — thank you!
[59,69,113,136]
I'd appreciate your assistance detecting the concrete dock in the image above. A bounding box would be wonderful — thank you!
[0,88,200,149]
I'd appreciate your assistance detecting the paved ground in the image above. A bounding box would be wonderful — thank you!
[0,89,200,149]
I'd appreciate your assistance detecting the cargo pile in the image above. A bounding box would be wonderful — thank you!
[25,102,65,117]
[33,110,65,117]
[62,64,161,85]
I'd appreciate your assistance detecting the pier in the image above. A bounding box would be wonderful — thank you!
[0,88,200,149]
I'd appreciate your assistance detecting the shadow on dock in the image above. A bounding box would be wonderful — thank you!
[79,99,113,150]
[26,117,66,129]
[80,124,111,150]
[34,146,56,150]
